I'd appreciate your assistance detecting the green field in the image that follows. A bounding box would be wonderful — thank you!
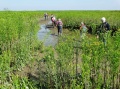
[0,11,120,89]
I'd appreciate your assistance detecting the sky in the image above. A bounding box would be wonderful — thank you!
[0,0,120,11]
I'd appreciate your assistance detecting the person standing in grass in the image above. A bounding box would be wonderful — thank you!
[97,17,110,46]
[97,17,110,38]
[44,13,48,20]
[56,19,63,36]
[79,22,88,40]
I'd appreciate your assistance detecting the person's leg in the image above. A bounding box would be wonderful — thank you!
[58,26,60,36]
[59,26,62,36]
[52,21,54,28]
[54,21,56,26]
[45,16,46,20]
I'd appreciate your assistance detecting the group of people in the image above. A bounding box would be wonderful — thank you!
[44,13,63,36]
[44,13,116,42]
[50,14,63,36]
[79,17,111,44]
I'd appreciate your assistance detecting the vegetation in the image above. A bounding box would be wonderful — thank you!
[0,11,120,89]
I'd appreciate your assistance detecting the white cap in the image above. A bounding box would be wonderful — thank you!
[101,17,106,23]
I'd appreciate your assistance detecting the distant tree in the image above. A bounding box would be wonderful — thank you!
[3,8,9,11]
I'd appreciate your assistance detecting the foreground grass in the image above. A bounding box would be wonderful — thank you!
[0,11,120,89]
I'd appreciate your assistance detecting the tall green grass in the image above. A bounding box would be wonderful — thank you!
[0,10,120,89]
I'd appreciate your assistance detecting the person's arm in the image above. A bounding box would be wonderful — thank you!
[106,23,110,30]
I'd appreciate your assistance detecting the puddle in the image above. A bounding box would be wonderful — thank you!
[37,24,58,47]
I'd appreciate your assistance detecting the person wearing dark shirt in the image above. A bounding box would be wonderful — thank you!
[100,17,110,31]
[97,17,110,46]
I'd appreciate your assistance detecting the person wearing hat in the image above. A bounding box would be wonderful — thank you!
[79,22,88,40]
[97,17,110,46]
[56,19,63,36]
[51,15,56,28]
[44,13,48,20]
[101,17,110,31]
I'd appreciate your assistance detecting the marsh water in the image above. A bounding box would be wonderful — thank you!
[37,22,58,47]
